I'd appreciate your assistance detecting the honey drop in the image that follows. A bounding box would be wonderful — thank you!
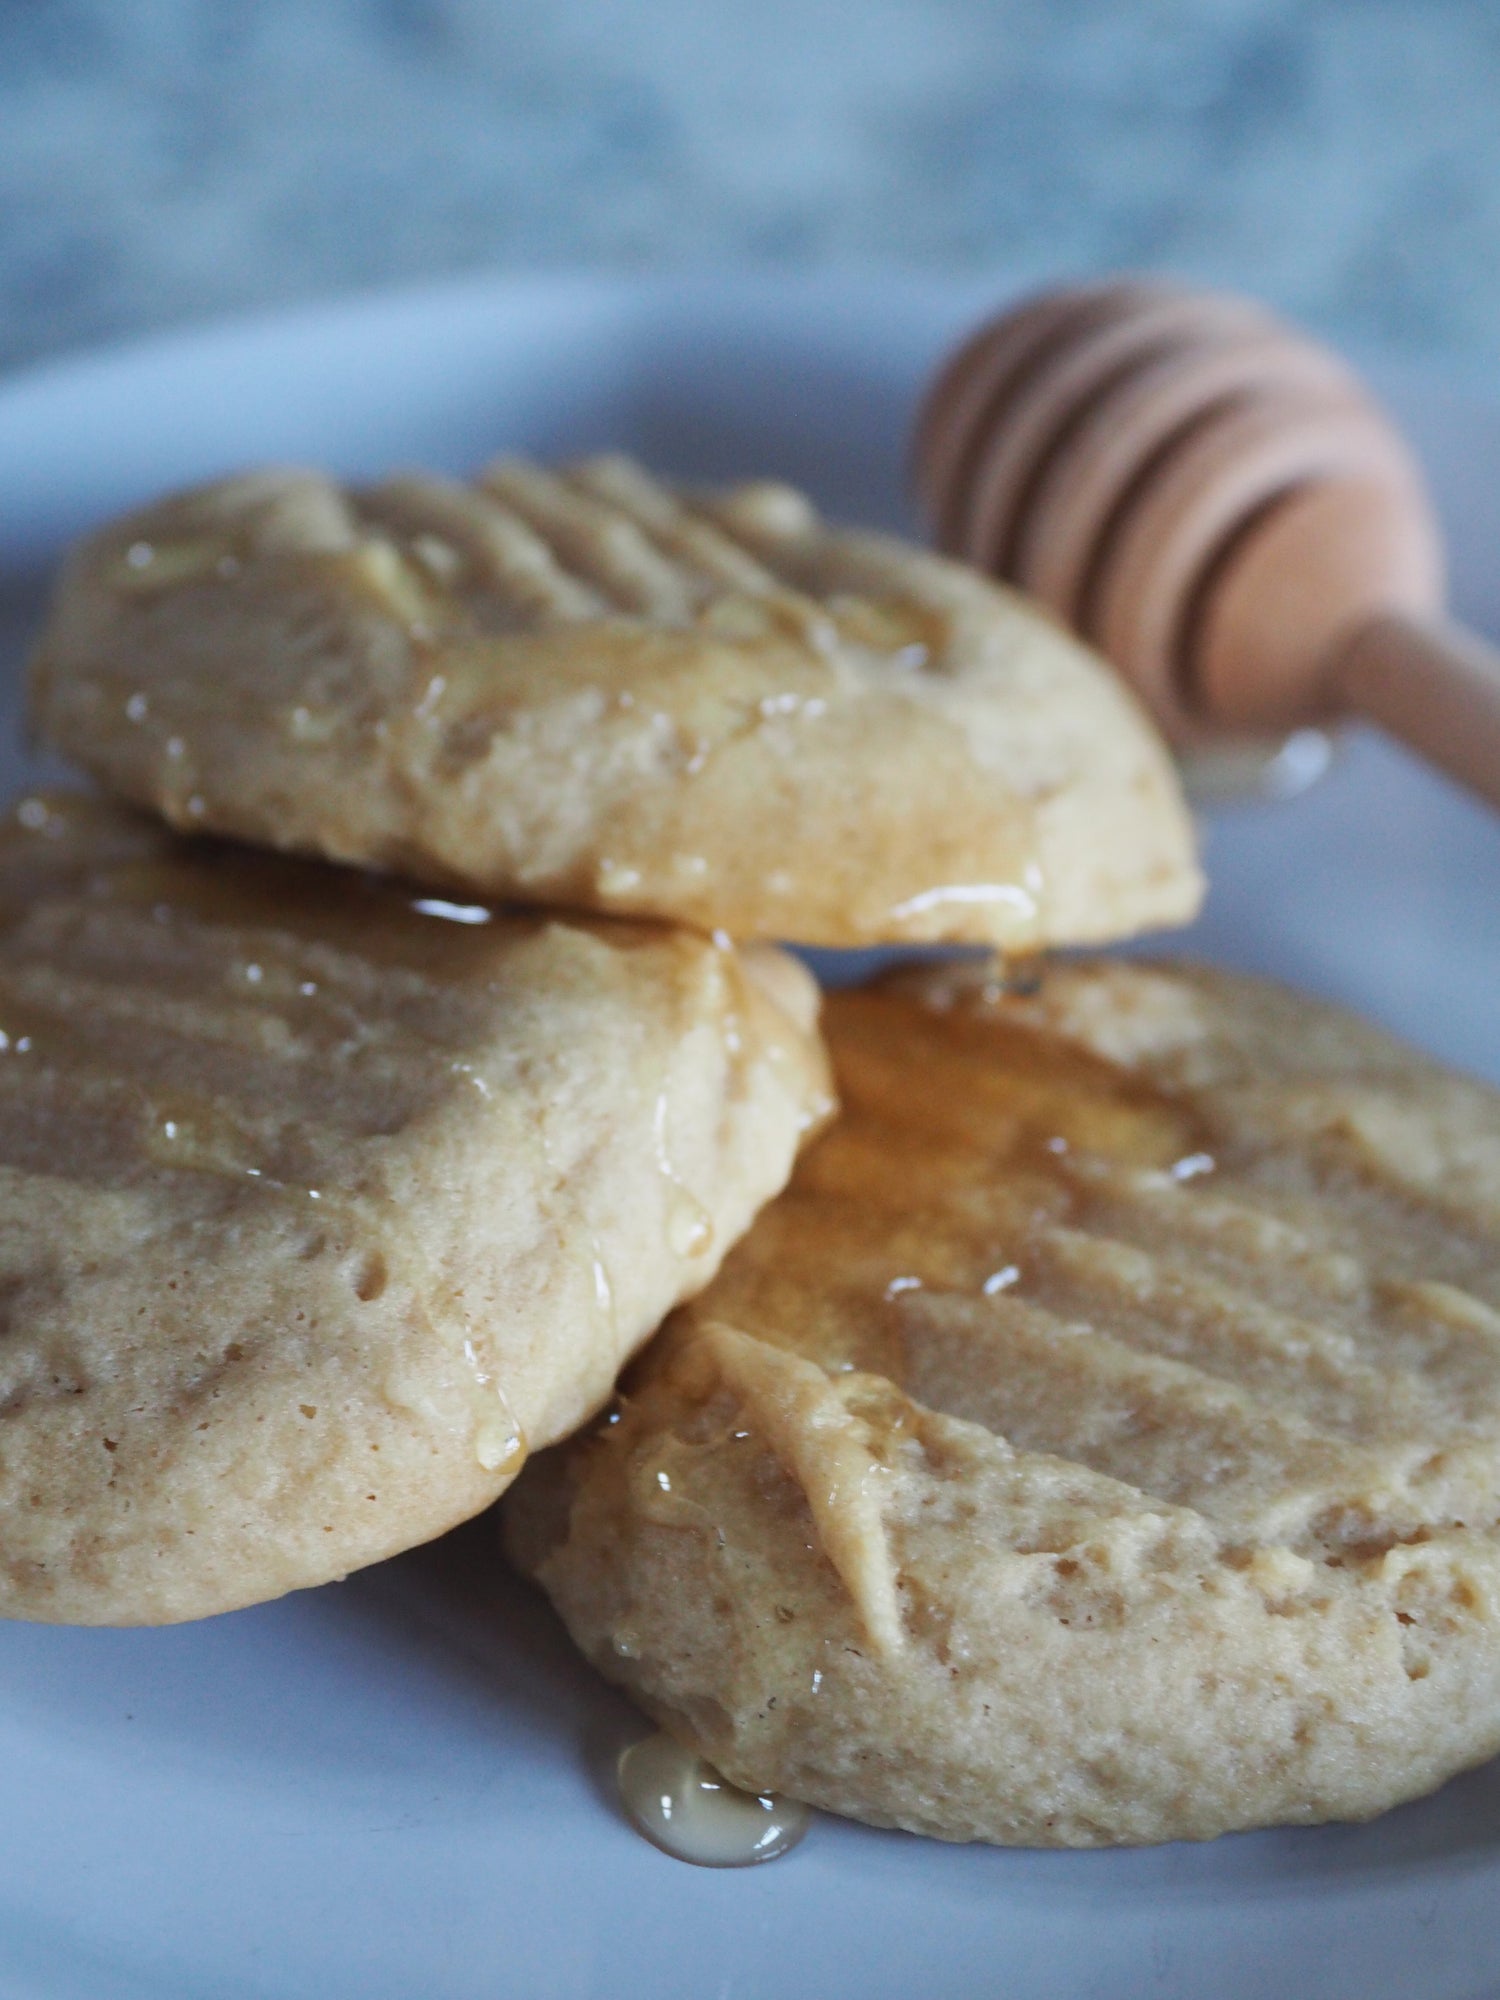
[616,1730,811,1868]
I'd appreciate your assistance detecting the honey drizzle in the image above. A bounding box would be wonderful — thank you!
[689,978,1211,1387]
[668,968,1500,1572]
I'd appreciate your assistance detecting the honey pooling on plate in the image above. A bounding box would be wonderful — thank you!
[617,1730,811,1867]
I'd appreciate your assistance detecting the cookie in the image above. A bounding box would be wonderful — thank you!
[0,791,831,1625]
[29,456,1200,949]
[506,960,1500,1845]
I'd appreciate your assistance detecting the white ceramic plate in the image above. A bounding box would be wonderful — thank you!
[0,276,1498,2000]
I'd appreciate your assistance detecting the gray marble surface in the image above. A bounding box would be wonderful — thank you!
[3,0,1500,380]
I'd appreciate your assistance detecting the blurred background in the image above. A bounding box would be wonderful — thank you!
[3,0,1500,380]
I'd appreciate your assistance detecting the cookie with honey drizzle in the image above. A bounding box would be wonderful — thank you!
[506,960,1500,1845]
[29,457,1199,949]
[0,791,830,1625]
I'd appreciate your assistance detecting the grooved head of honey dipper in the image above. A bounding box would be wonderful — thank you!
[1192,468,1444,731]
[913,277,1447,742]
[1088,378,1443,738]
[913,279,1179,543]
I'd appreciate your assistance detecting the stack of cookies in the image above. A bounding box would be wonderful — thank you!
[13,453,1500,1847]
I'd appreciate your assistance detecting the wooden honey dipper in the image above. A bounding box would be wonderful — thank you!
[915,278,1500,808]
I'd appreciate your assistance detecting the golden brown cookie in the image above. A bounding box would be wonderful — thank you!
[506,960,1500,1846]
[29,457,1200,948]
[0,792,830,1626]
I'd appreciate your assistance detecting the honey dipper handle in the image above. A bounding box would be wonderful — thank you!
[1333,611,1500,813]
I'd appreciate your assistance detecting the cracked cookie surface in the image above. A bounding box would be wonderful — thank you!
[506,959,1500,1845]
[30,457,1200,948]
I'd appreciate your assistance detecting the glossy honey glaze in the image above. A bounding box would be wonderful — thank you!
[681,974,1213,1387]
[648,960,1500,1587]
